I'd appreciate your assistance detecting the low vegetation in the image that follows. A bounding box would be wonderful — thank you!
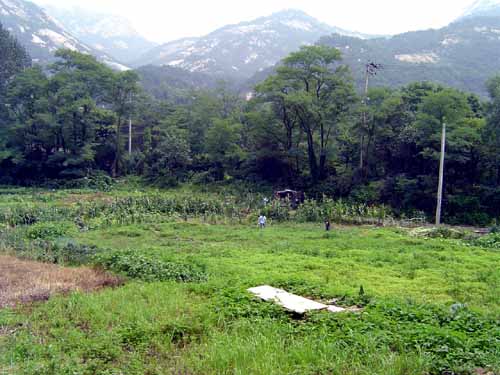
[0,187,498,375]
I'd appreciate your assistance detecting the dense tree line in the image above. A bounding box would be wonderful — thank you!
[0,38,499,224]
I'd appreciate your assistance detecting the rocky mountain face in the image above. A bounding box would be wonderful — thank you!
[133,10,374,80]
[0,0,127,70]
[41,6,157,64]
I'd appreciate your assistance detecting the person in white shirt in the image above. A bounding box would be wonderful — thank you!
[258,215,267,229]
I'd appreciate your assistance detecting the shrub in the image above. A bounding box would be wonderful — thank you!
[471,233,500,249]
[410,227,469,240]
[94,250,207,282]
[26,222,74,240]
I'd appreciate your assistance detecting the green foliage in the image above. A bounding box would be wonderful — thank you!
[94,250,208,282]
[0,229,103,265]
[0,22,30,96]
[471,233,500,249]
[25,222,74,240]
[295,198,392,225]
[410,227,470,240]
[0,45,499,225]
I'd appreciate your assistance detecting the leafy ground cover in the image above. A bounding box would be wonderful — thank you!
[0,188,498,374]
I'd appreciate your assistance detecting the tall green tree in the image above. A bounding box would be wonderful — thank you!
[258,45,356,182]
[484,76,500,185]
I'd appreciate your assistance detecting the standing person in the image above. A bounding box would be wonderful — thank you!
[325,219,331,232]
[258,214,267,229]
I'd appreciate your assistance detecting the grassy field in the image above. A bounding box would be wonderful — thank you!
[0,187,499,375]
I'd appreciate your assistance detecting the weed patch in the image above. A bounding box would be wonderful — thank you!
[94,250,208,283]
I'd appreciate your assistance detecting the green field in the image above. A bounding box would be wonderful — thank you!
[0,188,499,375]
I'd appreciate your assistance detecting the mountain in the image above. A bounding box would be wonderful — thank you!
[239,10,500,98]
[0,22,30,93]
[460,0,500,19]
[136,65,220,102]
[317,15,500,97]
[0,0,127,70]
[41,6,157,64]
[134,9,376,80]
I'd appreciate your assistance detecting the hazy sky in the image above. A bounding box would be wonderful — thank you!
[34,0,478,44]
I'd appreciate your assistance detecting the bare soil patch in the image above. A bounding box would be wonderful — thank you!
[0,255,123,309]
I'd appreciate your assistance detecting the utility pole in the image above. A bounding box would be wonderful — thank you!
[435,120,446,226]
[128,93,133,155]
[360,62,382,170]
[128,118,132,155]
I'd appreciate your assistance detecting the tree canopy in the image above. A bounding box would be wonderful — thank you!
[0,43,498,225]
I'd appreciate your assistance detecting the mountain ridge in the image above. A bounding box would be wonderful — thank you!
[460,0,500,19]
[133,9,379,79]
[0,0,128,70]
[41,5,157,64]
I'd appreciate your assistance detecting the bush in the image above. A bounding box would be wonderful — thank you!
[0,229,103,265]
[261,200,290,222]
[410,227,469,240]
[94,250,208,282]
[470,233,500,249]
[25,222,74,240]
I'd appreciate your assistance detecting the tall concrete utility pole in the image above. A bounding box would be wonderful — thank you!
[128,93,133,155]
[435,120,447,226]
[128,118,132,155]
[360,62,382,170]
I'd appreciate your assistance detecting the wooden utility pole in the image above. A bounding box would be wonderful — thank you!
[435,120,446,226]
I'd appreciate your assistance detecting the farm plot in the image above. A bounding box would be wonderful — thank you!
[0,188,499,375]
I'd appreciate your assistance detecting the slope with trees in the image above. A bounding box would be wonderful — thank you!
[0,45,499,225]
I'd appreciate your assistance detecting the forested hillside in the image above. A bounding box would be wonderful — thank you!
[0,22,30,92]
[0,39,499,225]
[0,21,30,163]
[318,17,500,97]
[136,65,220,103]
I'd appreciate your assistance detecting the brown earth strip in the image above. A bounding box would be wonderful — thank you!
[0,255,123,309]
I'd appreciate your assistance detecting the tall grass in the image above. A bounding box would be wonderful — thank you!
[0,193,395,229]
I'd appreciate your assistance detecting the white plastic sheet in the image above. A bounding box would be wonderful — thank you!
[248,285,346,314]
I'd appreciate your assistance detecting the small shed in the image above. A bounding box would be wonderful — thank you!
[274,189,305,208]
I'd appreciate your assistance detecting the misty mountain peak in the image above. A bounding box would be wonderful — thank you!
[461,0,500,18]
[133,9,375,79]
[41,5,157,63]
[270,9,315,20]
[0,0,128,70]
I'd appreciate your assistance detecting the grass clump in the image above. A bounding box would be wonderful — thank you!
[94,250,208,283]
